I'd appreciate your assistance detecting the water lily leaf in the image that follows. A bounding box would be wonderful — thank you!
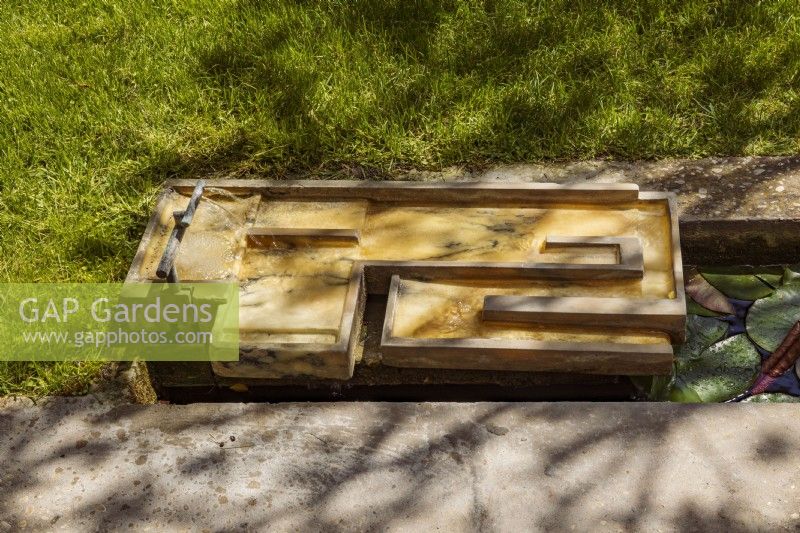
[783,265,800,285]
[669,377,701,402]
[686,296,722,317]
[630,374,673,401]
[754,266,785,289]
[669,334,760,403]
[742,393,800,403]
[746,282,800,352]
[674,315,729,364]
[633,316,728,401]
[700,269,774,301]
[684,269,734,314]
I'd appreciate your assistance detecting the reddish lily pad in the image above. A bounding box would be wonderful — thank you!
[684,268,734,315]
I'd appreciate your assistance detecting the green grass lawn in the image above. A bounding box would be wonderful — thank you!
[2,0,800,396]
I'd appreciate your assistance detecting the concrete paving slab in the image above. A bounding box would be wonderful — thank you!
[1,397,800,532]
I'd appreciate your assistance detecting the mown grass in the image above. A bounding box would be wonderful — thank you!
[0,361,108,398]
[1,0,800,395]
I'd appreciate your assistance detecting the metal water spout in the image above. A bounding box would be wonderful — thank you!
[156,179,206,283]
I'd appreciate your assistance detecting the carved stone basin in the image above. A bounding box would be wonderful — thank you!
[128,180,685,380]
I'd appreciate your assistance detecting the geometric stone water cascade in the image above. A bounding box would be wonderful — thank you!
[128,180,685,381]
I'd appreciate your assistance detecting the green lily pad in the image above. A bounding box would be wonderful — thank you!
[783,265,800,285]
[742,393,800,403]
[633,316,728,400]
[669,334,760,403]
[746,281,800,352]
[674,315,729,364]
[687,299,721,317]
[669,377,702,402]
[630,374,673,401]
[686,296,722,317]
[700,270,774,301]
[754,266,786,289]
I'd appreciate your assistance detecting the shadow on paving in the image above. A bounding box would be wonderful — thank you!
[1,399,798,531]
